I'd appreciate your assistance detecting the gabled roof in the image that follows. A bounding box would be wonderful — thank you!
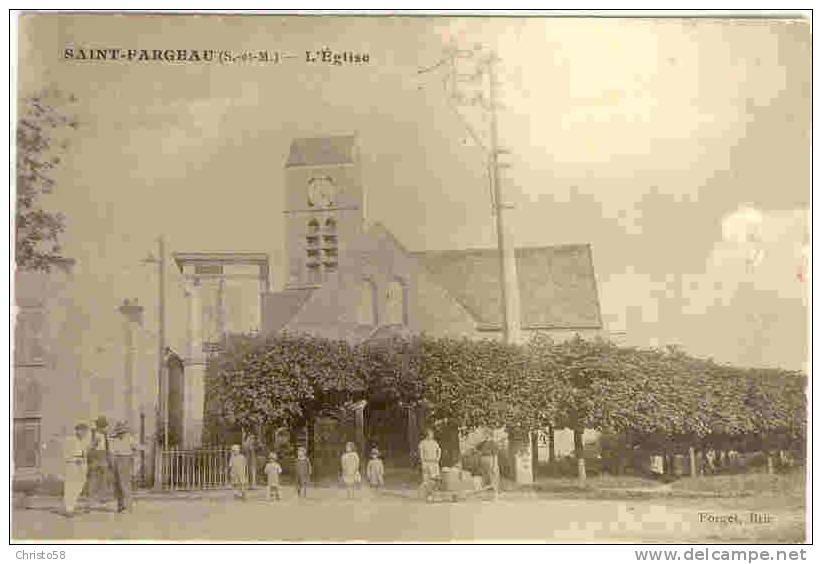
[261,288,316,333]
[411,244,602,329]
[285,135,356,167]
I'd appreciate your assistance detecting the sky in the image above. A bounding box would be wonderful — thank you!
[16,13,810,373]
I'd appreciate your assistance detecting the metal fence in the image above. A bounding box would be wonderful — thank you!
[158,446,233,490]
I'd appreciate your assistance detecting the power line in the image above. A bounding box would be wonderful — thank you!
[417,43,521,345]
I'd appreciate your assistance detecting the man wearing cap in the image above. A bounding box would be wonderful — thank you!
[109,421,136,512]
[87,415,113,508]
[63,422,90,516]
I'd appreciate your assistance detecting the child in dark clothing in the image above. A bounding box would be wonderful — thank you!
[294,446,312,498]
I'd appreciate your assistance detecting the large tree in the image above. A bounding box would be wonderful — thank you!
[15,89,77,272]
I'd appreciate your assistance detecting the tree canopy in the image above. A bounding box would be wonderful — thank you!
[15,89,77,272]
[208,331,806,452]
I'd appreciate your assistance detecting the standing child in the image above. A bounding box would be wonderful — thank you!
[294,446,312,498]
[366,447,385,489]
[229,444,248,500]
[264,452,282,501]
[340,442,361,499]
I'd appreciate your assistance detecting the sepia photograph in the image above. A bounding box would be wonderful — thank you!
[10,10,810,545]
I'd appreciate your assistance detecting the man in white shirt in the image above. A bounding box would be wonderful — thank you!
[63,422,90,516]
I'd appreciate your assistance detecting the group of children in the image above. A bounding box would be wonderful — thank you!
[228,441,385,501]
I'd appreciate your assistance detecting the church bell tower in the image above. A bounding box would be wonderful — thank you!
[283,135,364,288]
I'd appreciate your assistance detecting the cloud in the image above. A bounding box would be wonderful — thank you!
[121,82,260,180]
[683,204,808,314]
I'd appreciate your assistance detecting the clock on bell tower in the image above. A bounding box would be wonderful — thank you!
[283,135,364,288]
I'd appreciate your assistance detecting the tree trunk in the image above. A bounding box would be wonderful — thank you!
[406,406,418,466]
[442,422,461,467]
[353,402,366,460]
[307,414,316,461]
[689,446,697,478]
[573,426,586,484]
[531,431,539,480]
[547,424,555,464]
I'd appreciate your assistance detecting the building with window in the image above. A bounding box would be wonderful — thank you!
[262,135,604,345]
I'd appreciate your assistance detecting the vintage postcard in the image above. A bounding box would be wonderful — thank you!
[11,11,810,545]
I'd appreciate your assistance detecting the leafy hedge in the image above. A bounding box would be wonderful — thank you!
[207,332,806,454]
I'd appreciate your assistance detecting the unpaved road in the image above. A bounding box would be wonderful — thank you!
[12,487,805,543]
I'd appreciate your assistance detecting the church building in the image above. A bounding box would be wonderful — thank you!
[257,135,605,478]
[262,134,604,345]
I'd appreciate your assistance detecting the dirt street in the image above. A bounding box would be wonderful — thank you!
[12,487,805,543]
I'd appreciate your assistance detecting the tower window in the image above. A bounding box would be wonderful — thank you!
[306,219,320,263]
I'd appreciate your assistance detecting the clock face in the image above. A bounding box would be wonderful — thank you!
[308,176,337,208]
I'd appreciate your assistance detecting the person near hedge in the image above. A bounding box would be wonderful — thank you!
[294,446,312,498]
[366,447,385,489]
[264,452,282,501]
[63,422,90,517]
[418,429,442,492]
[477,433,501,498]
[109,421,136,512]
[340,442,361,499]
[229,444,248,500]
[86,415,114,509]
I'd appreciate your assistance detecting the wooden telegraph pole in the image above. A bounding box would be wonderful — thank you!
[145,236,168,490]
[423,44,521,342]
[484,51,522,345]
[420,43,529,482]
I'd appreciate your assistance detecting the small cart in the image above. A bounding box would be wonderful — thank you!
[421,469,494,502]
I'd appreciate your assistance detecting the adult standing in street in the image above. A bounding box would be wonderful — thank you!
[478,432,501,498]
[243,432,259,487]
[109,421,136,513]
[63,422,90,517]
[87,415,114,509]
[418,429,441,495]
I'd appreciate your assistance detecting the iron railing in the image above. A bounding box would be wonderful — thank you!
[158,446,233,490]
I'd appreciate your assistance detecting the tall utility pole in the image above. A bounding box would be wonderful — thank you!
[485,52,521,345]
[144,236,167,489]
[157,236,168,450]
[421,43,530,484]
[420,44,521,344]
